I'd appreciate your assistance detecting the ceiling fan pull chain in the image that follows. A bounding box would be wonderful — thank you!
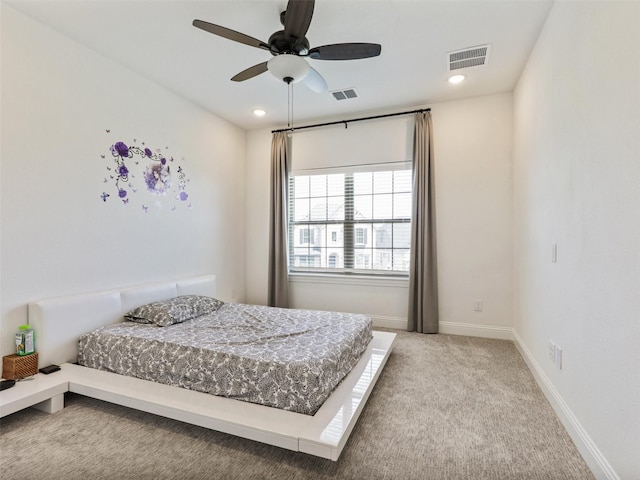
[288,81,290,129]
[287,80,293,130]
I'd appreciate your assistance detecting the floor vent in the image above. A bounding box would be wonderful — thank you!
[448,45,491,71]
[331,88,358,101]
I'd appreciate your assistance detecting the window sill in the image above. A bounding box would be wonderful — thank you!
[288,272,409,288]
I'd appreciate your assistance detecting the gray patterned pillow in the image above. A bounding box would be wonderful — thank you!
[125,295,224,327]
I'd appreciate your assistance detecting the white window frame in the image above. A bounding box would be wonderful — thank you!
[288,162,411,277]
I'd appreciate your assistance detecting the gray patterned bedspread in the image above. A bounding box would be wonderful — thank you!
[77,303,372,415]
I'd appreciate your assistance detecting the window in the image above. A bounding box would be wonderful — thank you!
[289,164,411,275]
[296,255,321,267]
[299,228,315,244]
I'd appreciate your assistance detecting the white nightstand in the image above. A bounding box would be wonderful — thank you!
[0,372,68,417]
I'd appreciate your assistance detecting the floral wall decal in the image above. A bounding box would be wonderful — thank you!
[100,131,192,212]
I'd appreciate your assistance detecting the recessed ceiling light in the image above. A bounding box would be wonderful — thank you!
[448,74,466,84]
[253,109,266,117]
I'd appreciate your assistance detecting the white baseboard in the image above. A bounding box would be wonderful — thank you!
[512,330,619,480]
[370,316,617,478]
[370,315,407,330]
[439,321,513,340]
[370,316,513,341]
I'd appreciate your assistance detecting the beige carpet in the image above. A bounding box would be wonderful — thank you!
[0,331,594,479]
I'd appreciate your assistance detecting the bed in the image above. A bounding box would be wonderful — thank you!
[77,301,373,415]
[27,274,396,460]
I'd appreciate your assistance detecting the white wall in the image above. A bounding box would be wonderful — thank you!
[0,5,247,357]
[513,1,640,478]
[246,93,513,337]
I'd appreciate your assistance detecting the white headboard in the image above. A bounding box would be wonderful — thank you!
[28,275,216,367]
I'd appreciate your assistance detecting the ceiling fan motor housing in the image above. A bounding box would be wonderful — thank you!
[268,30,310,56]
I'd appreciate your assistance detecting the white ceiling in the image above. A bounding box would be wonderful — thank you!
[6,0,553,130]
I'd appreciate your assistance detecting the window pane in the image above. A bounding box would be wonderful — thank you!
[309,175,326,197]
[294,176,310,198]
[306,254,322,267]
[393,223,411,248]
[355,253,370,269]
[353,172,372,194]
[327,174,344,196]
[394,170,412,193]
[374,223,392,248]
[394,192,412,219]
[373,171,393,194]
[327,249,343,268]
[312,248,325,268]
[354,194,372,219]
[327,197,344,220]
[309,198,327,221]
[294,198,309,221]
[373,193,393,219]
[293,226,305,246]
[314,224,326,248]
[392,249,410,272]
[293,247,309,267]
[373,249,392,270]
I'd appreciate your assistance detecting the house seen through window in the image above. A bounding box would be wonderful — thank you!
[289,165,412,275]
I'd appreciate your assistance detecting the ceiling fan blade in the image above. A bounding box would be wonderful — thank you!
[193,19,269,51]
[284,0,315,41]
[303,67,328,93]
[308,43,382,60]
[231,62,269,82]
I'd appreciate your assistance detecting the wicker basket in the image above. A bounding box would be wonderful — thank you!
[2,353,38,380]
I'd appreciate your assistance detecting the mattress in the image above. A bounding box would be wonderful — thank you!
[77,303,372,415]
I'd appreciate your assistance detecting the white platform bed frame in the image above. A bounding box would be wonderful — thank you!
[17,274,395,461]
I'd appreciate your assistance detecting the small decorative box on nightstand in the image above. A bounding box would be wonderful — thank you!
[2,353,39,380]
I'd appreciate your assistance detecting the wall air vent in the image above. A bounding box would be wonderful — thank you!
[331,88,358,101]
[448,45,491,71]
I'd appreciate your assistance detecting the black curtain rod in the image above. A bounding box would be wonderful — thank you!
[271,107,431,134]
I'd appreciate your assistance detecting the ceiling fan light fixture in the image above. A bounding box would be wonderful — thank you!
[267,54,310,83]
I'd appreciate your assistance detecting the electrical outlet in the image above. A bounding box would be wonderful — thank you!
[555,346,562,370]
[474,299,483,312]
[548,340,556,362]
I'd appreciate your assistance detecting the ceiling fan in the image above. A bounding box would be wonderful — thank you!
[193,0,381,93]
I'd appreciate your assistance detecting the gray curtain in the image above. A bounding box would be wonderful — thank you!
[408,111,439,333]
[268,132,290,308]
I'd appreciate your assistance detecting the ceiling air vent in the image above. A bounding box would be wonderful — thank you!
[448,45,491,71]
[331,88,358,101]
